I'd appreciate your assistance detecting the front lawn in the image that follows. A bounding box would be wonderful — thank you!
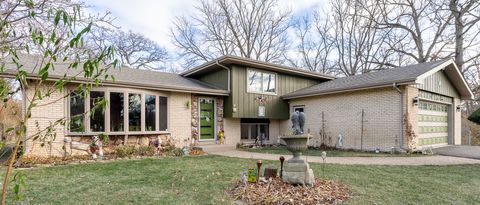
[6,156,480,204]
[239,146,423,157]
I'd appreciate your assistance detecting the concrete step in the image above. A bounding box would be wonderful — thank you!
[199,144,236,153]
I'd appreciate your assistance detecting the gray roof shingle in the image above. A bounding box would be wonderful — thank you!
[1,55,229,95]
[282,59,452,99]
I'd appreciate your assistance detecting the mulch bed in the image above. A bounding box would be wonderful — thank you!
[229,178,350,204]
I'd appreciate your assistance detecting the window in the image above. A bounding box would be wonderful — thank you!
[110,92,124,132]
[240,118,269,140]
[69,91,85,132]
[293,106,305,113]
[145,95,156,131]
[247,69,276,94]
[68,90,169,134]
[129,94,141,131]
[90,91,105,132]
[159,96,168,131]
[262,73,276,93]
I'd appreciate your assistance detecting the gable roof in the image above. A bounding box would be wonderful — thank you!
[180,55,335,81]
[0,55,229,96]
[282,58,474,100]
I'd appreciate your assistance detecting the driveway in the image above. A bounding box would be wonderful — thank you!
[433,145,480,160]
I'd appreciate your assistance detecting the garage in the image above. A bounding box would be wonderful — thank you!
[417,99,451,147]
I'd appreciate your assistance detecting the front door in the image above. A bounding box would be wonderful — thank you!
[199,98,215,141]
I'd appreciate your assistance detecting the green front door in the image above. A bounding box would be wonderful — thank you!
[199,98,215,140]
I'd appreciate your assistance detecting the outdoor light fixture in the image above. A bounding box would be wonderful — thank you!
[256,160,263,183]
[233,104,237,113]
[456,105,461,112]
[279,156,285,178]
[413,97,419,106]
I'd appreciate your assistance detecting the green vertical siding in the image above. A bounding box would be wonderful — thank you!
[196,69,229,90]
[414,71,459,98]
[225,66,321,119]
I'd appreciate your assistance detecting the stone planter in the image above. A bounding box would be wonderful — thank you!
[280,134,314,186]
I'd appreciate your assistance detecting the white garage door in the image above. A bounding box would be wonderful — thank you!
[418,101,450,147]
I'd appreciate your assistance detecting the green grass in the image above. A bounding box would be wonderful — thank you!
[239,146,423,157]
[6,155,480,204]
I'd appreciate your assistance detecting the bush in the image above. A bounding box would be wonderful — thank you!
[115,145,136,158]
[136,146,156,156]
[161,145,184,156]
[172,147,184,157]
[468,108,480,124]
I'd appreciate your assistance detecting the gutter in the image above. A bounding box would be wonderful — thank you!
[215,60,231,92]
[393,82,405,150]
[282,81,415,100]
[0,74,230,96]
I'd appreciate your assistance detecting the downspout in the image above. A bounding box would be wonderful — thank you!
[21,82,28,155]
[393,82,405,150]
[215,61,231,92]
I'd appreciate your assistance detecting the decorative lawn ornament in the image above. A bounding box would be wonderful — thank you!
[281,111,314,186]
[336,134,344,148]
[89,135,103,160]
[218,129,225,144]
[247,168,257,183]
[321,151,327,178]
[240,171,247,185]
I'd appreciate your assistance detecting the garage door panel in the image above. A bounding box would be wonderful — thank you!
[418,100,450,147]
[418,122,448,127]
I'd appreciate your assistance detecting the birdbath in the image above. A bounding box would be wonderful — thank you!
[280,111,315,186]
[281,135,309,163]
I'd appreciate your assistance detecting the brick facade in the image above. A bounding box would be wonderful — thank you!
[289,87,403,151]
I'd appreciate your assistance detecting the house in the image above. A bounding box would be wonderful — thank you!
[1,55,473,156]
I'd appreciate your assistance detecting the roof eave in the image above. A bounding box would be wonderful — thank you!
[0,73,230,96]
[282,81,415,100]
[180,55,335,80]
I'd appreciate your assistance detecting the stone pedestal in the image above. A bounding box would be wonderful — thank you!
[282,161,315,186]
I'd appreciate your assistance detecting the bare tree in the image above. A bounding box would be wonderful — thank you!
[112,31,168,70]
[449,0,480,71]
[171,0,291,67]
[287,13,336,75]
[373,0,455,64]
[87,29,168,70]
[331,0,393,76]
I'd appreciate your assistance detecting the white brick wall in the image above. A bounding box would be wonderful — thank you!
[223,118,240,145]
[289,87,403,151]
[168,92,192,146]
[25,82,67,156]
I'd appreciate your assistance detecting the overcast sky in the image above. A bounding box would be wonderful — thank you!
[83,0,328,54]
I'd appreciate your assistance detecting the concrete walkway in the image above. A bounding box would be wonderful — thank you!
[433,145,480,160]
[209,150,480,166]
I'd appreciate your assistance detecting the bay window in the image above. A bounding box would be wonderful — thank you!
[69,91,85,132]
[128,93,141,131]
[90,91,105,132]
[159,96,168,131]
[68,90,168,134]
[110,92,124,132]
[145,95,156,131]
[247,69,276,94]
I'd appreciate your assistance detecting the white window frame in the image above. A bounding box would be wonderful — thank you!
[246,68,277,95]
[293,105,305,113]
[66,87,170,136]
